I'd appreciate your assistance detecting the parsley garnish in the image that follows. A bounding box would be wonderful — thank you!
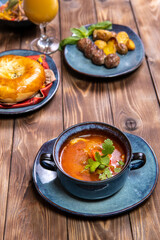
[84,138,115,180]
[85,158,100,173]
[114,168,121,173]
[102,139,115,156]
[118,160,125,166]
[99,172,107,180]
[99,167,112,180]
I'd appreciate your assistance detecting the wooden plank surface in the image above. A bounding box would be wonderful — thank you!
[95,0,160,240]
[0,26,20,240]
[0,118,13,240]
[2,11,67,240]
[130,0,160,102]
[60,0,133,240]
[0,0,160,239]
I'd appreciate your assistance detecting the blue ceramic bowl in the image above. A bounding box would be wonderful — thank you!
[40,122,146,200]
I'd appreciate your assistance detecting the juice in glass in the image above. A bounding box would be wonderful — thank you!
[23,0,58,24]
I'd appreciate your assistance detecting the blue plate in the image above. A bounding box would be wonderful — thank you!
[0,0,33,28]
[0,49,59,115]
[64,24,144,78]
[33,133,158,217]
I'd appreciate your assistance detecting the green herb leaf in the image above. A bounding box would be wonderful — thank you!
[114,167,122,173]
[98,164,105,170]
[104,167,112,178]
[102,139,115,156]
[79,26,89,36]
[99,173,107,180]
[100,155,110,166]
[90,161,100,173]
[99,167,112,180]
[84,164,90,170]
[88,158,94,165]
[95,152,101,162]
[70,28,87,38]
[83,137,115,180]
[119,160,125,166]
[84,158,94,169]
[84,158,100,173]
[59,36,81,50]
[87,21,112,35]
[5,0,18,10]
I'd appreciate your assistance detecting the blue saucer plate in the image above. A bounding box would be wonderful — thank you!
[64,24,144,78]
[0,49,59,115]
[33,133,158,217]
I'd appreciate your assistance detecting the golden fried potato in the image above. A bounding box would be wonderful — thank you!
[109,37,118,48]
[103,38,117,55]
[126,39,135,50]
[94,40,107,49]
[116,31,129,45]
[93,29,115,42]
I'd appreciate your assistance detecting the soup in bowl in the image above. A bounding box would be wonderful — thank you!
[60,134,125,182]
[40,122,146,200]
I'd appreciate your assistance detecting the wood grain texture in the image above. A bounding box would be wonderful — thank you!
[67,215,132,240]
[60,0,132,240]
[130,0,160,101]
[95,0,160,239]
[1,0,160,239]
[60,0,112,127]
[3,12,67,240]
[0,29,16,239]
[0,119,13,239]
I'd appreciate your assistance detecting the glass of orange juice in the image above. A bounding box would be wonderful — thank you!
[23,0,59,54]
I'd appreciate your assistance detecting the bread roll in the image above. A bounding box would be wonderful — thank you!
[0,55,46,104]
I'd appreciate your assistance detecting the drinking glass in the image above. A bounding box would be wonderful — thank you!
[23,0,59,54]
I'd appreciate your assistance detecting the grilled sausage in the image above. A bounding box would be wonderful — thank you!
[117,43,128,55]
[84,43,98,59]
[92,49,106,65]
[77,38,92,52]
[104,54,120,68]
[77,38,120,69]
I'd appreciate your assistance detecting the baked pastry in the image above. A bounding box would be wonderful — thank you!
[0,55,46,104]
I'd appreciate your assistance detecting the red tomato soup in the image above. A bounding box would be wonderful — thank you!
[60,135,125,181]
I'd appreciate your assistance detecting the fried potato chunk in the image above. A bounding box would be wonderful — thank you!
[103,38,117,55]
[126,39,136,50]
[93,29,116,42]
[116,31,129,45]
[94,40,107,49]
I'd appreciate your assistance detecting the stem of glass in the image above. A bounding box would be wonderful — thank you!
[39,23,48,41]
[30,22,59,54]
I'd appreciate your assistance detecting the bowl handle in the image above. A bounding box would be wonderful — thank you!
[40,153,57,171]
[130,152,146,170]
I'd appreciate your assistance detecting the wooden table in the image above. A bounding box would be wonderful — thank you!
[1,0,160,239]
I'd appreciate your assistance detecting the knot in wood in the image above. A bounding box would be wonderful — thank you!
[125,118,137,131]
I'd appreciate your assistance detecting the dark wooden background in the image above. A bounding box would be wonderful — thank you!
[0,0,160,239]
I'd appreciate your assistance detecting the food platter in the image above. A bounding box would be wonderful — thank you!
[64,24,144,78]
[0,0,33,27]
[33,133,158,217]
[0,49,59,115]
